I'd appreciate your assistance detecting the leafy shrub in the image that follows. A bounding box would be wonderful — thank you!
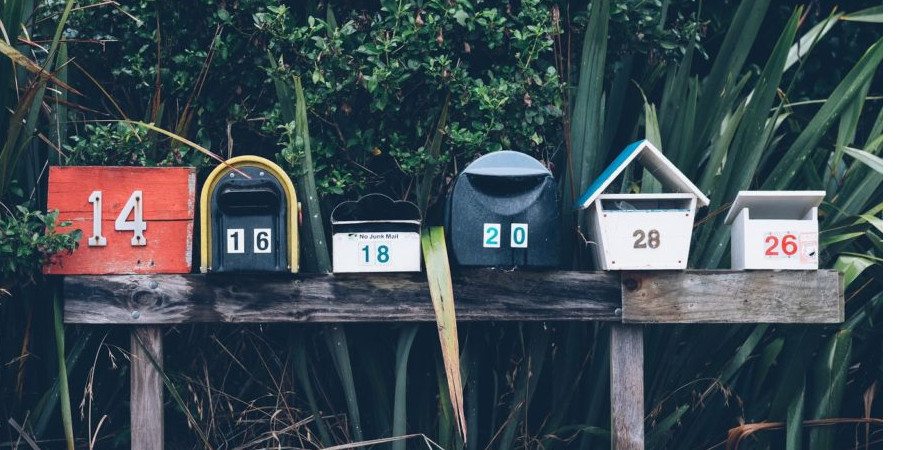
[62,122,200,167]
[0,206,80,286]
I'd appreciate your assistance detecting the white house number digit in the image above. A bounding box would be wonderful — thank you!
[483,223,501,248]
[632,229,661,249]
[483,223,529,248]
[87,191,108,247]
[227,228,245,253]
[115,190,147,246]
[510,223,528,248]
[254,228,272,253]
[87,190,147,247]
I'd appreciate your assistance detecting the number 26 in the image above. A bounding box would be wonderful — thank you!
[764,234,798,256]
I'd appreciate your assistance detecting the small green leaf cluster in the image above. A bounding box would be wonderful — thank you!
[0,206,80,285]
[62,123,201,167]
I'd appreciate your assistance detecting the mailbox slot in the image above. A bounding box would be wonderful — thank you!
[599,196,693,211]
[200,156,300,273]
[445,151,560,268]
[219,181,281,214]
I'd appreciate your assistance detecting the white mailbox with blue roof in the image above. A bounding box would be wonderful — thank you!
[576,139,710,270]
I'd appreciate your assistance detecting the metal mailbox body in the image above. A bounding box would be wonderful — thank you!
[725,191,824,270]
[331,194,422,273]
[445,151,560,268]
[577,140,710,270]
[200,156,299,273]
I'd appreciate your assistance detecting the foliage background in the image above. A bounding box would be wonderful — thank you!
[0,0,882,448]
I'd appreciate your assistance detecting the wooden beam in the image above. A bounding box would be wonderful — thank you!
[621,270,843,324]
[610,324,644,450]
[64,270,621,324]
[131,326,164,450]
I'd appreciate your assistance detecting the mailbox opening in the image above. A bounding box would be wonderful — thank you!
[219,183,281,214]
[599,195,694,212]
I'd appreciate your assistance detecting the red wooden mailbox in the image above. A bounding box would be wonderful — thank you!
[44,166,196,275]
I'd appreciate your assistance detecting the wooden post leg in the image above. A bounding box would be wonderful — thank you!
[131,326,164,450]
[610,324,644,450]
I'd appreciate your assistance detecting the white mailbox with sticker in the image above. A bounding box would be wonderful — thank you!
[576,140,710,270]
[725,190,824,270]
[331,194,422,273]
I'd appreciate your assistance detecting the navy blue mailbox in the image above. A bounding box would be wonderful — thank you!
[444,151,560,267]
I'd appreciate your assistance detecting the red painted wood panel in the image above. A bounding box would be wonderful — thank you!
[44,166,196,274]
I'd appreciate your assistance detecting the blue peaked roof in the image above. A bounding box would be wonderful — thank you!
[575,139,710,209]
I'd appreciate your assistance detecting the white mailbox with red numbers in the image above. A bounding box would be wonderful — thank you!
[576,140,709,270]
[725,191,824,270]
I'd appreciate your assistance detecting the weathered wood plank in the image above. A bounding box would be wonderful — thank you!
[621,270,843,323]
[131,326,164,450]
[610,324,644,450]
[64,270,621,324]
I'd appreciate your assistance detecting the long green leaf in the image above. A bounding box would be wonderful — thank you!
[291,341,334,447]
[324,325,364,442]
[52,290,74,450]
[809,330,853,449]
[392,325,420,450]
[842,146,882,174]
[693,0,771,146]
[290,75,332,273]
[422,227,467,443]
[560,0,610,264]
[785,377,805,450]
[764,38,883,189]
[841,6,882,23]
[698,9,802,266]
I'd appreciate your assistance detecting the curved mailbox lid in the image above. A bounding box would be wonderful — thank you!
[462,151,552,178]
[331,193,422,226]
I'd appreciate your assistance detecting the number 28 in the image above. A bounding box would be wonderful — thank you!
[633,229,660,249]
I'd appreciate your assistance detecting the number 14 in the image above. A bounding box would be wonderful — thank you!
[87,190,147,247]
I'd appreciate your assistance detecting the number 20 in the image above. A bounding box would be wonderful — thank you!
[88,190,147,247]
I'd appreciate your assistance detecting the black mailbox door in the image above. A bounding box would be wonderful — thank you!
[210,168,288,272]
[446,151,560,268]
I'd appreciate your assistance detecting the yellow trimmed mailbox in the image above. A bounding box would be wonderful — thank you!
[200,156,300,273]
[576,140,709,270]
[725,190,824,270]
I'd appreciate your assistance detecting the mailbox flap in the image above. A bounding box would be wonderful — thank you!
[725,190,826,224]
[462,151,551,178]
